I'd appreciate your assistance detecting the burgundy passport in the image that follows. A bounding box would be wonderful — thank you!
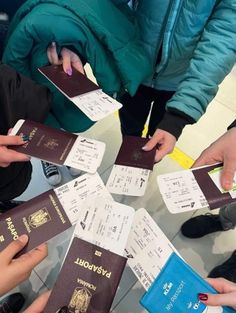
[116,136,156,170]
[0,190,72,255]
[39,65,100,98]
[44,237,127,313]
[192,163,232,209]
[11,120,77,165]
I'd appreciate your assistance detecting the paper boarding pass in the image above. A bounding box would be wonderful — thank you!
[10,119,105,174]
[71,90,122,121]
[125,208,179,290]
[157,164,236,213]
[64,135,105,173]
[74,197,135,256]
[54,172,113,224]
[157,170,208,213]
[106,165,150,196]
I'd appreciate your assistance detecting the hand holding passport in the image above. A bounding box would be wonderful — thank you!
[106,136,156,196]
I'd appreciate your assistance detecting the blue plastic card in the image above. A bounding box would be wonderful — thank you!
[140,253,235,313]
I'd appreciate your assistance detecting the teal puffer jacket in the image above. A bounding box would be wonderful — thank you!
[114,0,236,124]
[3,0,152,132]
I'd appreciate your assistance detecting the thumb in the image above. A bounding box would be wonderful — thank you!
[199,292,236,308]
[220,158,236,191]
[142,134,162,152]
[0,235,29,262]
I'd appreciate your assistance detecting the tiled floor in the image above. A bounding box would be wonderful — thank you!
[6,66,236,311]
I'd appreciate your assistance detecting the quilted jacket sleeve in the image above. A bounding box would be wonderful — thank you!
[162,0,236,137]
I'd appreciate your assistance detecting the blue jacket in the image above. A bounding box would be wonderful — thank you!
[113,0,236,136]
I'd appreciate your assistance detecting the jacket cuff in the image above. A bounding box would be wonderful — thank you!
[228,120,236,129]
[157,111,195,140]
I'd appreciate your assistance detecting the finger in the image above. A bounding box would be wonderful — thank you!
[7,128,13,135]
[199,292,236,308]
[61,48,72,76]
[72,60,85,74]
[17,243,48,270]
[154,142,172,162]
[0,235,28,263]
[142,133,162,152]
[220,158,236,191]
[0,135,26,146]
[0,148,30,163]
[206,278,236,293]
[47,42,62,65]
[23,291,51,313]
[0,162,10,167]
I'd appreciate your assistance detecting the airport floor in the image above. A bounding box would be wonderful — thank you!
[5,65,236,312]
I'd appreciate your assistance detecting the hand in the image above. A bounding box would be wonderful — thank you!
[23,291,51,313]
[142,129,176,162]
[0,135,30,167]
[193,127,236,190]
[198,278,236,309]
[47,42,85,76]
[0,235,48,296]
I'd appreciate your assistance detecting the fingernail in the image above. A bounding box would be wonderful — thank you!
[66,69,72,76]
[18,234,29,244]
[51,41,56,47]
[142,146,148,151]
[21,135,30,142]
[198,293,208,301]
[58,306,69,313]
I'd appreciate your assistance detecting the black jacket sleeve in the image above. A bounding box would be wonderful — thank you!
[0,64,52,201]
[0,63,52,134]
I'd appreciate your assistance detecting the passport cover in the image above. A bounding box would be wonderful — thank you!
[192,164,232,210]
[0,190,72,255]
[115,136,156,170]
[140,252,235,313]
[11,120,77,165]
[39,65,100,98]
[44,237,127,313]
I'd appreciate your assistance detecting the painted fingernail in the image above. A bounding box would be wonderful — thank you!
[66,69,72,76]
[58,306,69,313]
[21,134,30,142]
[198,293,208,301]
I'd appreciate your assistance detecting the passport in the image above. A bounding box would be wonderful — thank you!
[140,252,235,313]
[44,237,127,313]
[0,190,72,255]
[38,65,122,122]
[10,119,105,173]
[116,136,156,171]
[39,64,99,98]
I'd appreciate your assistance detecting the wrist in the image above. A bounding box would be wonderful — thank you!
[157,111,195,140]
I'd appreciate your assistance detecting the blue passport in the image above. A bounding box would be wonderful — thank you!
[140,253,235,313]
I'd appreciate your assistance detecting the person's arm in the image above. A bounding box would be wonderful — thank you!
[143,0,236,162]
[0,234,48,296]
[198,278,236,309]
[0,134,30,167]
[193,122,236,190]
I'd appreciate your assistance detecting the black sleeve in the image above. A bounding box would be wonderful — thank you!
[157,110,195,140]
[0,63,52,135]
[228,120,236,129]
